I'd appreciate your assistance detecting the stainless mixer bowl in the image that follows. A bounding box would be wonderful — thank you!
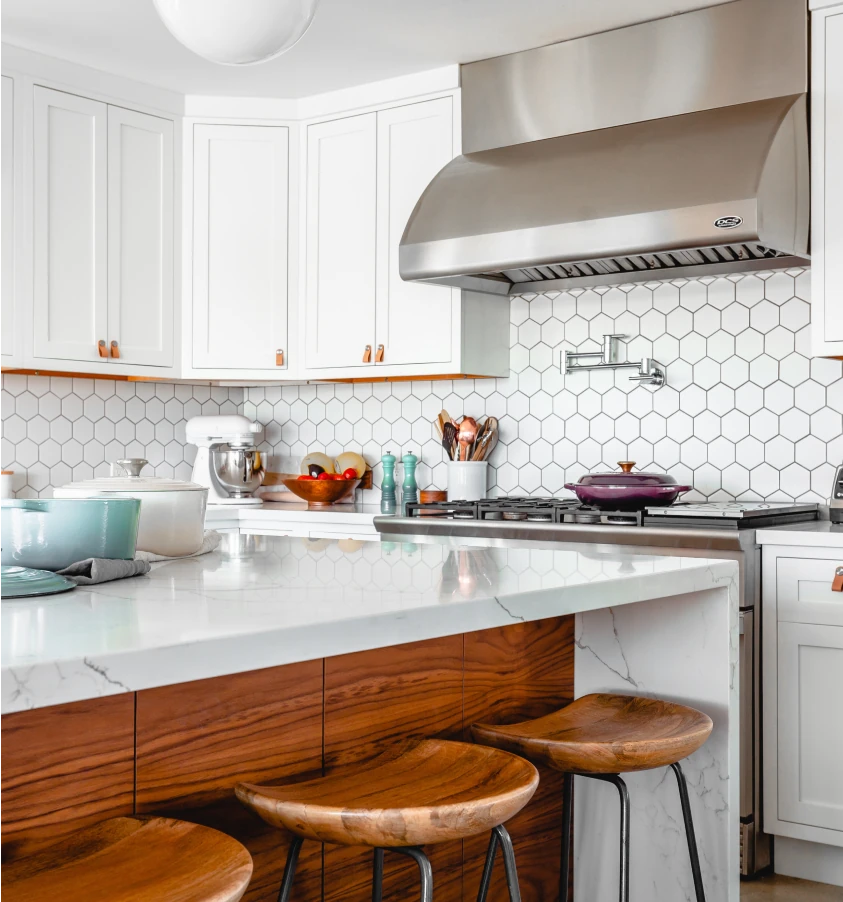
[211,446,266,498]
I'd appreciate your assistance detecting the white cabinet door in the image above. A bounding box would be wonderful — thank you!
[777,622,843,832]
[2,76,14,361]
[305,113,376,370]
[375,98,455,366]
[193,124,288,370]
[33,87,108,363]
[108,106,174,367]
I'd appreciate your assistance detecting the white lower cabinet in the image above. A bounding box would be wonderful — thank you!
[29,85,175,372]
[776,622,843,832]
[763,545,843,847]
[191,123,289,372]
[2,75,18,365]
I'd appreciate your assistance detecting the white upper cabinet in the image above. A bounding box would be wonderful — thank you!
[375,98,455,367]
[33,86,108,364]
[810,2,843,356]
[192,124,289,370]
[303,95,509,380]
[2,76,16,363]
[30,86,175,371]
[107,106,174,367]
[305,113,377,370]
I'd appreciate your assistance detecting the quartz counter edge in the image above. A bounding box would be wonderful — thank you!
[1,535,739,714]
[756,520,843,548]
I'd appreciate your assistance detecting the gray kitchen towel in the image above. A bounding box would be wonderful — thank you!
[57,558,151,585]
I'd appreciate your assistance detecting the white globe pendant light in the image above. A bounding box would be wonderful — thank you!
[152,0,318,65]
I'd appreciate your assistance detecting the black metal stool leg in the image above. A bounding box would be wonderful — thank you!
[392,846,434,902]
[671,762,706,902]
[494,824,523,902]
[476,829,499,902]
[372,847,385,902]
[277,835,304,902]
[586,773,630,902]
[559,773,573,902]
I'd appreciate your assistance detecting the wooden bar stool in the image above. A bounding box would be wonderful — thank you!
[472,693,713,902]
[2,815,253,902]
[236,738,539,902]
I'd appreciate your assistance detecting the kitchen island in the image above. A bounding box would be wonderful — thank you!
[1,533,739,902]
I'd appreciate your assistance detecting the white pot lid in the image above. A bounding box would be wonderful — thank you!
[58,458,205,493]
[59,475,206,493]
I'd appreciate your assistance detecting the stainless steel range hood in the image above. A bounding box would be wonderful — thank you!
[399,0,809,297]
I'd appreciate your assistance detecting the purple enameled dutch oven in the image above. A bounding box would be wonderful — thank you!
[564,461,691,511]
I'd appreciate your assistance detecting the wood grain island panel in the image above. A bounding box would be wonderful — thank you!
[135,661,324,902]
[1,619,576,902]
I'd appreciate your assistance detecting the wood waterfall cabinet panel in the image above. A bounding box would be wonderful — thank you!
[322,636,464,902]
[762,545,843,847]
[810,1,843,357]
[135,662,324,902]
[1,75,16,364]
[463,617,575,902]
[0,620,575,900]
[107,106,174,367]
[32,86,109,366]
[375,97,455,367]
[305,113,377,371]
[192,124,289,371]
[0,695,135,861]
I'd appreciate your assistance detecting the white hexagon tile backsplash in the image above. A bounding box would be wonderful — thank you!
[3,268,843,503]
[242,269,843,505]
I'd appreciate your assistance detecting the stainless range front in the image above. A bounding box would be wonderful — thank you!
[377,500,821,877]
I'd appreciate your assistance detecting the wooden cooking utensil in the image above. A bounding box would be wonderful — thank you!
[473,417,499,461]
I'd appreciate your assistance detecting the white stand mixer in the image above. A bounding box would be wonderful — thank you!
[186,415,265,505]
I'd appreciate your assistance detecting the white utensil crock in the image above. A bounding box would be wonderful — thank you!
[446,461,488,501]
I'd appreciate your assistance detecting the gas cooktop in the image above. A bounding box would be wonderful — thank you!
[404,498,819,530]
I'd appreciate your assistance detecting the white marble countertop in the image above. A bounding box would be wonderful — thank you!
[756,520,843,548]
[1,533,737,714]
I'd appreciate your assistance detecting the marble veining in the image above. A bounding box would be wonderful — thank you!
[574,565,740,902]
[1,532,737,714]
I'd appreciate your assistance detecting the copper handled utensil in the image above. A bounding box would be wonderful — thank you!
[457,417,478,462]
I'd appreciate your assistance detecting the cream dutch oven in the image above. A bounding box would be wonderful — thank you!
[54,458,208,557]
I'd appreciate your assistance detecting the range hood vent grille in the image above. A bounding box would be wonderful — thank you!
[500,245,793,293]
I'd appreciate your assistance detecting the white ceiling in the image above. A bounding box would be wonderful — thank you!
[2,0,726,99]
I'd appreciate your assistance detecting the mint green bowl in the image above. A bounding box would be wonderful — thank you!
[1,498,141,571]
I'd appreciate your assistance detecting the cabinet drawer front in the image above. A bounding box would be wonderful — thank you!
[776,556,843,626]
[777,622,843,832]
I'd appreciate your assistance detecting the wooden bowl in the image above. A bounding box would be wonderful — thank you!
[280,475,360,507]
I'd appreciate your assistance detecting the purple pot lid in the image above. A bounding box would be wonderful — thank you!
[573,461,679,487]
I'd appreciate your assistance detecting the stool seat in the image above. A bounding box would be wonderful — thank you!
[2,816,253,902]
[472,693,713,774]
[236,738,538,848]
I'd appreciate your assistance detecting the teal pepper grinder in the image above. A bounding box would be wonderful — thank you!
[402,451,419,515]
[380,451,397,514]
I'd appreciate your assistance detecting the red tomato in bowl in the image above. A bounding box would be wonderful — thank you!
[298,474,315,481]
[317,472,332,480]
[342,468,358,480]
